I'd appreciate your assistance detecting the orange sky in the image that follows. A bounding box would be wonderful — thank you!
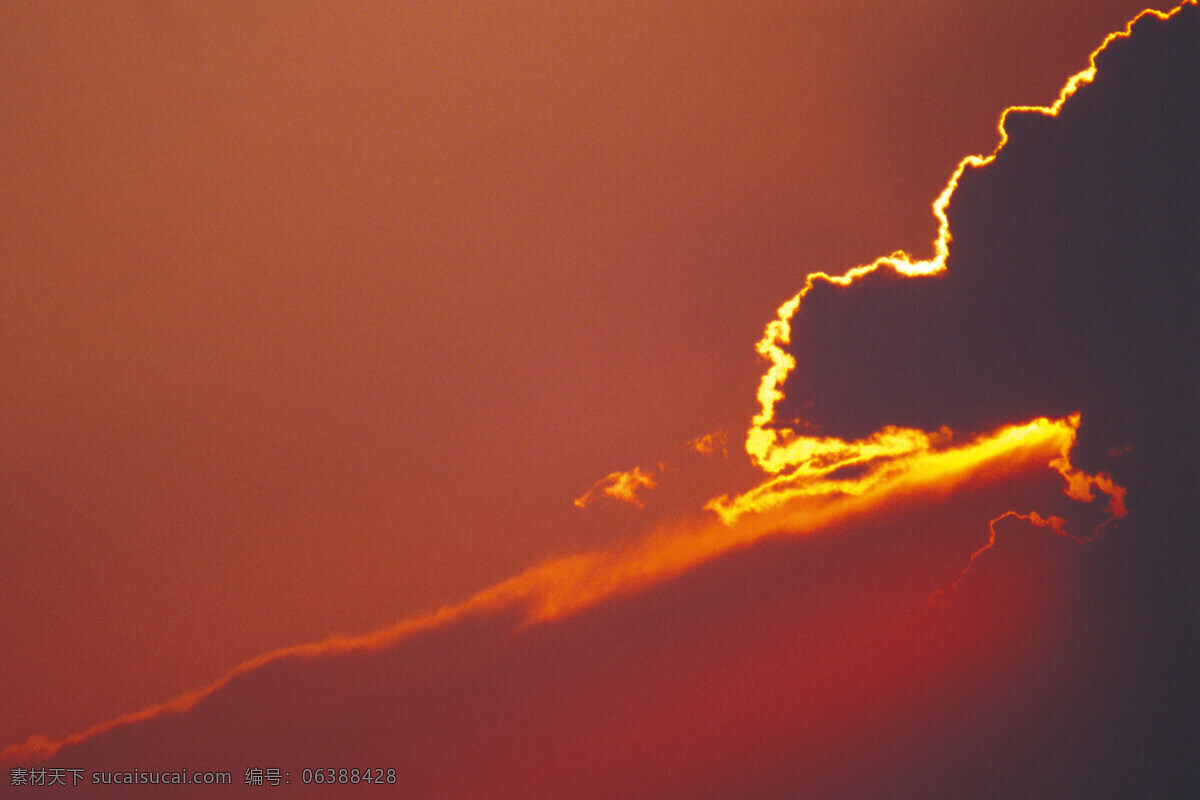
[0,0,1165,752]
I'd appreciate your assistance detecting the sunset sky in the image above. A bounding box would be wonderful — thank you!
[2,1,1196,796]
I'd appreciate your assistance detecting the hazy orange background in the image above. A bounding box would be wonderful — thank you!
[0,0,1153,749]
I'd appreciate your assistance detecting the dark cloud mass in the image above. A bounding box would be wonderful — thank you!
[787,5,1197,454]
[779,4,1198,791]
[6,5,1197,798]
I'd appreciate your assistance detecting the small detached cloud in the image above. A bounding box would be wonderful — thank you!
[688,430,728,457]
[574,467,658,509]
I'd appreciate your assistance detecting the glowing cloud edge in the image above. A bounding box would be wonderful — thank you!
[716,3,1191,522]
